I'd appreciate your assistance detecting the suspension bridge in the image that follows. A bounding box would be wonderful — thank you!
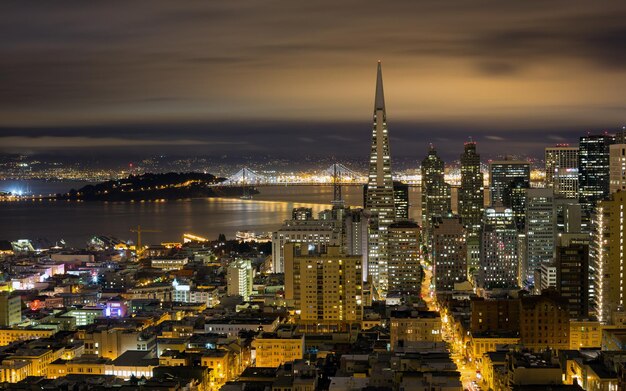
[216,164,366,187]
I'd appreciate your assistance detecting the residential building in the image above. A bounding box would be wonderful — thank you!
[284,243,363,329]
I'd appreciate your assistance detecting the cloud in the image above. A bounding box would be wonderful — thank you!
[0,136,243,149]
[485,136,506,141]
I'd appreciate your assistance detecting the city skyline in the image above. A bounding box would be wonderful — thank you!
[2,1,626,160]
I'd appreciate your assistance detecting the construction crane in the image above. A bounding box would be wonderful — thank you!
[130,225,160,258]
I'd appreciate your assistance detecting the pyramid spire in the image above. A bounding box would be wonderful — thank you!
[375,61,385,111]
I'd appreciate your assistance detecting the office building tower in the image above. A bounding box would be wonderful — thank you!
[226,259,254,301]
[545,145,579,199]
[579,134,614,213]
[393,181,409,220]
[343,208,369,281]
[480,207,519,289]
[421,146,451,234]
[507,178,530,231]
[0,293,20,326]
[432,215,467,292]
[523,188,556,285]
[272,219,341,273]
[365,62,396,296]
[387,220,421,294]
[555,234,590,318]
[458,141,484,233]
[610,143,626,194]
[292,207,313,221]
[554,198,583,234]
[466,234,481,282]
[591,191,626,323]
[284,243,363,329]
[489,159,530,206]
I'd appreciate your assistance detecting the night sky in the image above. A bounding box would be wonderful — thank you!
[2,1,626,161]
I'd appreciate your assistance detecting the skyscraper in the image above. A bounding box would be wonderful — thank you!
[432,215,467,292]
[458,141,484,233]
[545,145,579,199]
[489,159,530,207]
[387,221,421,294]
[421,146,451,235]
[609,143,626,194]
[579,134,614,214]
[523,188,555,286]
[480,207,519,289]
[591,191,626,323]
[365,62,396,296]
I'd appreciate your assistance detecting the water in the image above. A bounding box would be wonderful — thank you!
[0,185,424,247]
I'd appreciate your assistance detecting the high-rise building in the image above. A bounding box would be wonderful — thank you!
[458,141,484,233]
[0,293,20,327]
[387,220,421,294]
[393,181,409,221]
[432,215,467,292]
[507,178,530,231]
[523,188,556,285]
[579,134,614,214]
[272,218,341,273]
[480,207,519,289]
[421,146,451,235]
[591,191,626,323]
[365,62,396,296]
[343,208,369,281]
[545,145,579,199]
[284,243,363,329]
[555,234,590,318]
[489,160,530,207]
[609,143,626,194]
[226,259,254,301]
[554,198,583,234]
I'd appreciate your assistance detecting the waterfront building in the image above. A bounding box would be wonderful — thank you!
[387,220,421,294]
[458,141,484,233]
[421,145,451,236]
[292,207,313,221]
[591,191,626,323]
[284,244,363,329]
[432,215,467,292]
[227,259,254,301]
[579,134,614,216]
[365,62,396,296]
[480,207,519,289]
[545,145,579,198]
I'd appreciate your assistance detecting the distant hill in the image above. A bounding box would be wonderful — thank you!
[57,172,255,201]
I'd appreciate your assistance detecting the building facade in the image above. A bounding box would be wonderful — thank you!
[458,141,484,233]
[365,62,396,297]
[432,215,467,292]
[545,145,579,199]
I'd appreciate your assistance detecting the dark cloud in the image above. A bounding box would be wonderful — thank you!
[0,0,625,160]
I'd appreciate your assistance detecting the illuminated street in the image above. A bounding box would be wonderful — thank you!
[422,260,481,390]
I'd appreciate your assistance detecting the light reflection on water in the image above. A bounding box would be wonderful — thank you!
[0,185,426,247]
